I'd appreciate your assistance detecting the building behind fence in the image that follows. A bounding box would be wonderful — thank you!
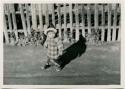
[3,4,121,45]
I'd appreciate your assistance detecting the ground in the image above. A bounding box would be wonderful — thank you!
[4,42,120,85]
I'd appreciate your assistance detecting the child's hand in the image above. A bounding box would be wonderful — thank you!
[43,42,48,48]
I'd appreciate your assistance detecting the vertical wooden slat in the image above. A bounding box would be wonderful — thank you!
[69,4,73,38]
[31,4,37,30]
[51,4,55,26]
[75,4,79,41]
[4,5,9,44]
[112,4,117,41]
[45,4,49,27]
[107,4,111,41]
[19,4,27,36]
[101,4,105,41]
[94,4,99,41]
[118,5,121,41]
[38,4,43,31]
[7,4,12,33]
[25,4,31,34]
[4,17,9,44]
[87,4,91,34]
[81,4,85,37]
[63,4,68,42]
[118,27,121,41]
[10,4,18,41]
[57,4,62,38]
[94,4,98,29]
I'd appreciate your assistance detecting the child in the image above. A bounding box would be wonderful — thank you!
[41,23,64,71]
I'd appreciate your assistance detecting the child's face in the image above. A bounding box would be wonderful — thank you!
[47,31,55,38]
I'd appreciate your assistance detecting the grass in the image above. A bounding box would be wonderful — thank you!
[4,42,120,85]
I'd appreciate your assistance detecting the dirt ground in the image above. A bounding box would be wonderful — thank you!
[3,42,120,85]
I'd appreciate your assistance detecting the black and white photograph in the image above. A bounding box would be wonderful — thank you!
[3,3,121,85]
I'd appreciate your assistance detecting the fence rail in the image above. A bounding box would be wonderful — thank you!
[3,4,121,44]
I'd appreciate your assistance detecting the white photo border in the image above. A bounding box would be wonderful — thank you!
[0,0,125,88]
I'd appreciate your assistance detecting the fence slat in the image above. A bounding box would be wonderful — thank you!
[45,4,49,27]
[19,4,28,36]
[63,4,68,42]
[69,4,73,38]
[101,4,105,41]
[38,4,43,31]
[107,4,111,41]
[7,5,12,33]
[87,4,91,34]
[25,4,31,34]
[118,27,121,41]
[112,5,117,41]
[118,4,121,41]
[75,4,79,41]
[4,6,9,44]
[51,4,55,26]
[57,4,62,38]
[10,4,18,41]
[118,9,121,41]
[81,5,85,37]
[94,4,98,29]
[31,4,37,30]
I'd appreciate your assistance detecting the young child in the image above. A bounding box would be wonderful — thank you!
[41,24,64,71]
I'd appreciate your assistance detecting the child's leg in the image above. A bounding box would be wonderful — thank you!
[50,59,60,67]
[51,59,62,72]
[46,58,56,66]
[41,57,51,70]
[46,57,50,65]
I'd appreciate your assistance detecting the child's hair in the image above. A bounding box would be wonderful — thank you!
[46,23,57,36]
[46,30,56,38]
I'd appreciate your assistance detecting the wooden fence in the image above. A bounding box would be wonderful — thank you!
[3,4,121,44]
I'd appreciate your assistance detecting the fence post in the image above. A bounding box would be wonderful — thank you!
[51,4,55,26]
[81,4,85,37]
[6,4,12,33]
[10,4,18,41]
[75,4,79,41]
[38,4,43,31]
[107,4,111,41]
[101,4,105,41]
[63,4,68,42]
[94,4,99,42]
[4,6,9,44]
[45,4,49,27]
[19,4,28,36]
[94,4,98,29]
[69,4,73,38]
[31,4,37,30]
[118,27,121,41]
[57,4,62,38]
[118,5,121,41]
[112,4,117,41]
[87,4,91,34]
[25,4,31,34]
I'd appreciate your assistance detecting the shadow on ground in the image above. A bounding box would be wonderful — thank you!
[57,34,87,69]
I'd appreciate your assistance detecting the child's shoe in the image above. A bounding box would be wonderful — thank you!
[41,64,51,70]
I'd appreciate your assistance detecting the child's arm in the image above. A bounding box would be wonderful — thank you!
[43,38,48,48]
